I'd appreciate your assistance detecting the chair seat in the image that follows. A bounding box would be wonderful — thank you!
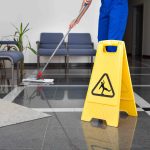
[67,44,93,49]
[0,41,17,45]
[68,48,96,56]
[0,51,24,63]
[38,48,67,56]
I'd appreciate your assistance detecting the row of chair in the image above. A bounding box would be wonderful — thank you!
[37,33,96,68]
[0,33,96,86]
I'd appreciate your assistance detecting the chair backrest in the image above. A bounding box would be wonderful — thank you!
[68,33,92,45]
[40,33,64,44]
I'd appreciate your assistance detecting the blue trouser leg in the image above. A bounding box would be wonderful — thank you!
[98,0,128,52]
[98,11,109,41]
[98,0,112,41]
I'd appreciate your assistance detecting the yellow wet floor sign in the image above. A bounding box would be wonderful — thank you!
[81,40,137,127]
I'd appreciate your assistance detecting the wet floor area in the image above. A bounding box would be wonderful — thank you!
[0,57,150,149]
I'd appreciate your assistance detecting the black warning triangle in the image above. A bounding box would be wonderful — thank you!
[91,73,115,98]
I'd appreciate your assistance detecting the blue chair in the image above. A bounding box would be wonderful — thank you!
[0,41,24,86]
[37,33,67,68]
[67,33,96,65]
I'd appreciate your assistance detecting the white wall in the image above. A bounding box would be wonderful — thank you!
[0,0,100,63]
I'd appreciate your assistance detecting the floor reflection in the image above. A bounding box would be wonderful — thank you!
[82,116,137,150]
[0,86,13,99]
[13,86,88,107]
[0,69,11,86]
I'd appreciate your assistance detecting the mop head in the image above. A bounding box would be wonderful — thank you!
[22,78,54,84]
[22,70,54,85]
[37,71,43,79]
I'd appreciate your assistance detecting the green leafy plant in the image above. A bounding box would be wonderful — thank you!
[12,22,37,79]
[13,22,37,53]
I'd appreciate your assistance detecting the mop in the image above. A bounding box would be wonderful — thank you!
[23,3,89,84]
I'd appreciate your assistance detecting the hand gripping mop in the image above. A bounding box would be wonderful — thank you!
[23,3,89,84]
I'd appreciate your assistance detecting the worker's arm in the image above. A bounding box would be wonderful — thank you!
[69,0,92,29]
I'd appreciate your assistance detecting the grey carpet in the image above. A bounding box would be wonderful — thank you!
[0,101,51,128]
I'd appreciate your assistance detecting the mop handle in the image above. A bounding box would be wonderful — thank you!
[41,3,88,73]
[41,29,71,73]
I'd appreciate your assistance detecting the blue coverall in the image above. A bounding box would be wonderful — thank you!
[98,0,128,51]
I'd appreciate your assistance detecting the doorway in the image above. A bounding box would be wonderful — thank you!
[132,4,143,57]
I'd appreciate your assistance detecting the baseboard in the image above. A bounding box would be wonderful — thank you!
[142,55,150,59]
[127,54,150,59]
[24,63,93,69]
[127,53,132,56]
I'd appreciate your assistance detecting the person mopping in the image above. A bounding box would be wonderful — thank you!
[69,0,128,52]
[25,0,129,83]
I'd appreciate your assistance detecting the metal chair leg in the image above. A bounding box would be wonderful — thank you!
[11,63,14,86]
[65,56,67,74]
[67,55,69,74]
[65,56,67,66]
[91,56,93,71]
[37,55,40,69]
[17,62,19,85]
[91,56,93,64]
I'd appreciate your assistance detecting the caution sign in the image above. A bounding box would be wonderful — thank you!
[92,73,115,98]
[81,40,137,127]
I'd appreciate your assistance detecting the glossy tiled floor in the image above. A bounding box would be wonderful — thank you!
[0,86,14,99]
[0,57,150,149]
